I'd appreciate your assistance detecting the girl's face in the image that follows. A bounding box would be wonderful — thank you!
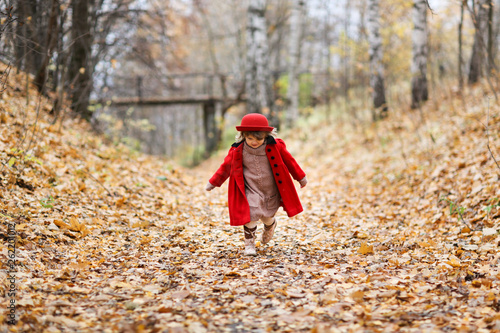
[245,134,265,148]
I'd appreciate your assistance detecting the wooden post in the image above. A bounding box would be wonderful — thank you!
[203,100,218,157]
[137,76,143,100]
[208,75,214,97]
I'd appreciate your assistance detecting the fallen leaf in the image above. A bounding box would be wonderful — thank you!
[358,242,374,255]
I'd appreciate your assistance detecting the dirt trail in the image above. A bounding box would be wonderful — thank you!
[1,68,500,331]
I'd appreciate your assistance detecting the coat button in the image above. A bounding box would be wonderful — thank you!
[275,173,279,176]
[271,156,275,160]
[267,149,271,152]
[274,164,278,167]
[278,180,282,184]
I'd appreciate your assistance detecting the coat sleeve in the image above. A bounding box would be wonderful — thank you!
[277,139,306,181]
[209,148,233,187]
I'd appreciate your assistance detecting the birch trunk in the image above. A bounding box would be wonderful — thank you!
[342,1,350,115]
[458,0,465,91]
[286,0,304,127]
[366,0,387,120]
[468,0,489,84]
[411,0,429,109]
[245,0,275,123]
[323,0,333,121]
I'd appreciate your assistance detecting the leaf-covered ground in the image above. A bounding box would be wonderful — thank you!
[1,67,500,332]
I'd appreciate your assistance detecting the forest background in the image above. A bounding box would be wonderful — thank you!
[1,0,496,165]
[1,0,500,332]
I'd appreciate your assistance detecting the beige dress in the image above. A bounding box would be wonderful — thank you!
[242,142,281,221]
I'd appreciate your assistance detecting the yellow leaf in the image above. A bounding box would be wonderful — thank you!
[351,290,364,303]
[78,181,86,191]
[16,223,28,231]
[132,220,149,228]
[358,242,374,255]
[54,219,69,229]
[356,232,369,239]
[418,241,431,248]
[111,281,132,289]
[81,228,90,237]
[446,257,461,268]
[140,236,151,244]
[69,217,85,232]
[115,196,126,207]
[92,217,105,225]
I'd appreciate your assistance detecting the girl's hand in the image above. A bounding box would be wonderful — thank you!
[299,176,307,188]
[206,182,216,191]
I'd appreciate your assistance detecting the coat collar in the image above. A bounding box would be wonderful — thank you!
[231,136,276,148]
[266,136,277,145]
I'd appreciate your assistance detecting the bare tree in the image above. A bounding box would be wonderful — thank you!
[13,0,54,87]
[194,1,247,155]
[487,0,494,73]
[411,0,429,109]
[458,0,465,91]
[0,3,15,42]
[366,0,387,120]
[320,0,334,121]
[468,0,489,84]
[342,0,351,114]
[245,0,276,125]
[13,0,27,71]
[33,0,58,93]
[0,4,16,92]
[285,0,304,128]
[68,0,93,120]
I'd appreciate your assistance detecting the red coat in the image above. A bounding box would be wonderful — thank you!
[209,137,306,226]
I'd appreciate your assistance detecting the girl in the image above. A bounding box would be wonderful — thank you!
[206,113,307,256]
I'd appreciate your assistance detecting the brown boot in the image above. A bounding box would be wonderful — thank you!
[243,225,257,256]
[262,218,277,245]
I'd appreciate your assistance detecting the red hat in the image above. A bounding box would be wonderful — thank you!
[236,113,274,132]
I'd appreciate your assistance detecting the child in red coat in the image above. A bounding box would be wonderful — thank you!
[206,113,307,255]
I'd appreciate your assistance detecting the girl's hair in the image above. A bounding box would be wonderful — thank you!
[235,129,278,143]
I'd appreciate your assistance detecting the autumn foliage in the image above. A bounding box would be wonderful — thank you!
[1,64,500,332]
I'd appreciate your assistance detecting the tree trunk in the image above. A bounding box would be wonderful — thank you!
[34,0,58,93]
[487,0,494,74]
[366,0,387,120]
[15,1,39,75]
[468,0,489,84]
[342,1,351,115]
[203,101,217,158]
[411,0,429,109]
[69,0,92,120]
[321,0,333,122]
[458,0,465,91]
[245,0,260,115]
[245,0,276,126]
[14,0,27,71]
[285,0,304,128]
[492,0,500,64]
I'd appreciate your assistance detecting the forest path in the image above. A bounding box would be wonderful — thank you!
[170,108,498,332]
[2,78,499,332]
[176,102,500,332]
